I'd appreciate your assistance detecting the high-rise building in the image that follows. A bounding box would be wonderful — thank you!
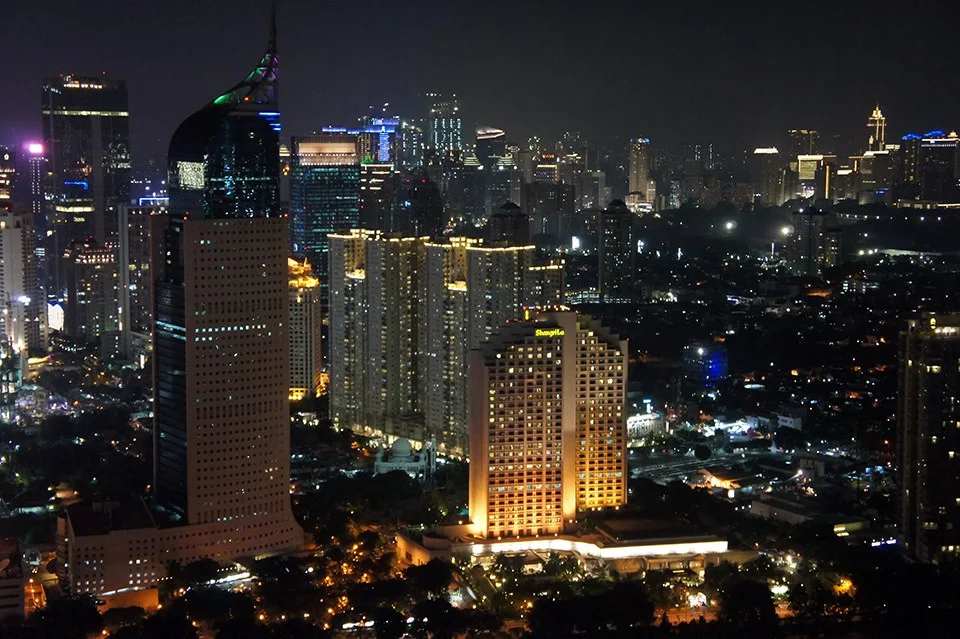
[290,133,361,287]
[425,93,462,160]
[41,74,130,256]
[288,258,322,402]
[22,143,48,235]
[487,201,529,245]
[898,315,960,563]
[468,310,627,539]
[918,132,960,203]
[786,129,819,157]
[1,206,47,357]
[0,538,24,622]
[867,105,886,151]
[476,126,507,169]
[53,12,304,597]
[391,172,444,237]
[359,162,397,230]
[62,238,118,346]
[753,147,783,206]
[627,138,655,211]
[117,204,168,359]
[399,120,425,169]
[0,148,14,201]
[328,231,563,455]
[598,200,635,304]
[786,208,834,276]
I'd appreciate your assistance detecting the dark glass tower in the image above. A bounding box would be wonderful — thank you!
[290,133,360,301]
[153,9,301,554]
[41,74,130,296]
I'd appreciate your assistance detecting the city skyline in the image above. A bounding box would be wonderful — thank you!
[4,1,960,167]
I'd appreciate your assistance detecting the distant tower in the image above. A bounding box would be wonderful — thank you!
[288,258,322,402]
[598,200,635,303]
[868,105,886,151]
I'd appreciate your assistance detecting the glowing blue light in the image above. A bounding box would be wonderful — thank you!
[902,133,921,140]
[924,130,946,138]
[63,180,88,189]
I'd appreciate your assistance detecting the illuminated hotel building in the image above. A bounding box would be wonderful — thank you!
[328,230,563,454]
[899,315,960,563]
[468,311,627,539]
[288,258,322,402]
[58,8,301,600]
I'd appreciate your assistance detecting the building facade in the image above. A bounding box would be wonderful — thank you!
[598,200,635,304]
[0,206,47,355]
[468,311,628,538]
[899,315,960,563]
[62,238,118,345]
[288,258,322,402]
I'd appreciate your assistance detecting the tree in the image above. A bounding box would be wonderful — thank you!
[29,595,104,639]
[718,579,778,632]
[694,444,712,461]
[703,560,740,598]
[372,606,406,639]
[404,559,454,600]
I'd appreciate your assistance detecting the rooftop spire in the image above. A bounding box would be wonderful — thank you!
[268,0,277,53]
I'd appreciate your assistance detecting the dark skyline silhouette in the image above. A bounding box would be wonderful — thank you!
[4,0,959,167]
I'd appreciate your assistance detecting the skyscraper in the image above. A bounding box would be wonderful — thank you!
[487,201,530,245]
[1,206,47,356]
[753,147,783,206]
[288,258,322,402]
[867,105,887,151]
[425,93,463,161]
[290,133,361,286]
[899,315,960,563]
[787,208,833,276]
[468,311,627,539]
[786,129,819,157]
[598,200,635,304]
[117,204,168,359]
[59,13,302,599]
[627,138,655,211]
[918,132,960,203]
[0,148,14,201]
[41,74,130,254]
[475,126,507,169]
[62,238,119,345]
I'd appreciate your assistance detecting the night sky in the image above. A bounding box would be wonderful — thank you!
[4,0,959,167]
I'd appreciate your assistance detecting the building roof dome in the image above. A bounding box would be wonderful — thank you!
[391,438,413,459]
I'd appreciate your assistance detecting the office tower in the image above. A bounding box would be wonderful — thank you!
[753,147,783,206]
[41,74,130,249]
[918,132,960,203]
[1,206,47,356]
[899,315,960,563]
[786,129,819,156]
[533,153,560,184]
[598,200,635,304]
[575,170,607,210]
[155,7,301,538]
[867,105,886,151]
[628,137,655,211]
[329,230,425,438]
[22,143,48,234]
[357,115,400,164]
[62,238,118,345]
[392,172,444,237]
[0,148,14,200]
[399,120,425,169]
[359,162,397,230]
[476,126,507,169]
[425,93,462,160]
[288,258,322,402]
[487,201,529,245]
[290,133,360,285]
[787,208,831,276]
[117,204,168,359]
[523,182,576,240]
[468,310,627,539]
